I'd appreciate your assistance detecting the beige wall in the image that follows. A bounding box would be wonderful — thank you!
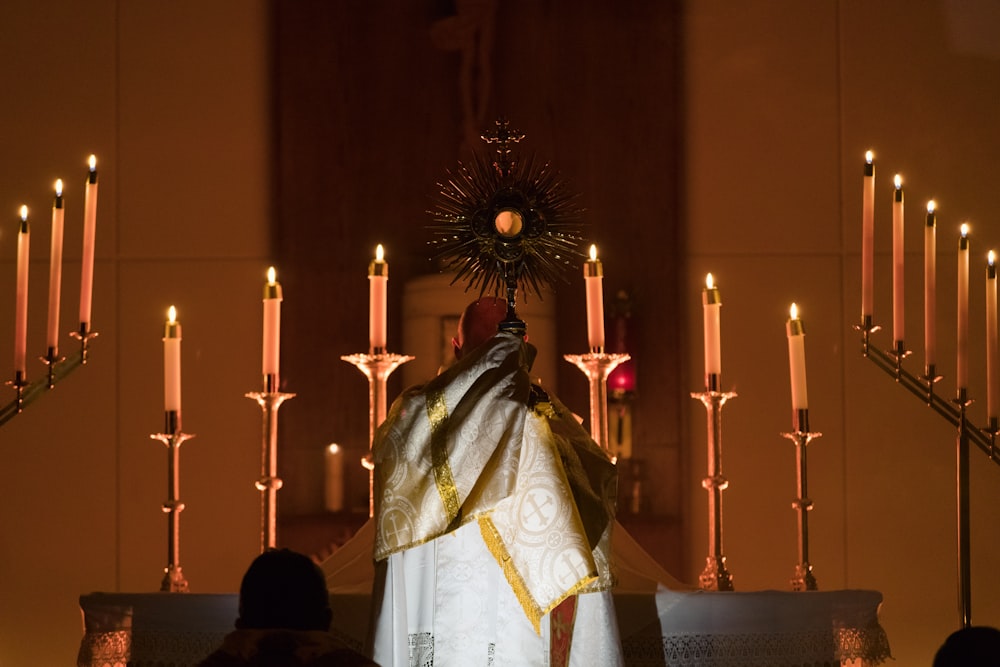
[683,1,1000,663]
[2,1,999,665]
[0,2,271,664]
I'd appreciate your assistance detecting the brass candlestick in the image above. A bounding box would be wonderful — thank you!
[858,320,1000,627]
[563,351,631,453]
[781,409,822,591]
[70,323,99,364]
[150,410,194,592]
[41,347,65,389]
[342,350,413,517]
[245,374,295,552]
[1,326,98,427]
[692,374,736,591]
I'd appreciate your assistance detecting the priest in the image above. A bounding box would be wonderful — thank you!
[367,296,623,666]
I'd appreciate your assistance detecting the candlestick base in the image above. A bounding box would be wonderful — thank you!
[342,351,414,517]
[563,352,630,456]
[699,556,734,592]
[791,563,817,592]
[161,565,189,593]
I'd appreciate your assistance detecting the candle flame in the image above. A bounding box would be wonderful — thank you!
[705,273,715,290]
[961,223,970,238]
[990,251,996,267]
[589,244,598,261]
[168,305,177,324]
[927,200,936,214]
[790,302,799,320]
[865,150,874,164]
[893,174,902,189]
[19,205,28,221]
[88,155,97,171]
[55,179,63,196]
[267,266,276,284]
[327,443,340,454]
[375,244,384,262]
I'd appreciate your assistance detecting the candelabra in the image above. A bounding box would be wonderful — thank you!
[781,409,822,591]
[341,350,413,517]
[150,410,193,592]
[563,351,631,452]
[859,319,999,627]
[245,374,295,552]
[1,328,97,427]
[692,374,736,591]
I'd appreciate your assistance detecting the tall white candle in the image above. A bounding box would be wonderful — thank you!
[702,273,722,382]
[861,151,875,322]
[164,306,182,413]
[47,180,65,356]
[14,206,30,380]
[988,252,998,420]
[958,225,970,392]
[584,244,605,352]
[262,266,282,378]
[324,443,345,512]
[786,303,808,411]
[892,174,905,345]
[924,200,937,375]
[369,244,387,352]
[79,155,98,332]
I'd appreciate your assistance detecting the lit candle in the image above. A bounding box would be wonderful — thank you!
[958,225,970,393]
[861,151,875,323]
[987,251,998,421]
[702,273,721,385]
[584,244,605,352]
[924,200,937,376]
[262,266,282,381]
[324,443,345,512]
[786,303,808,411]
[163,306,182,414]
[369,244,388,353]
[14,206,30,381]
[47,180,65,357]
[892,174,904,346]
[79,155,98,333]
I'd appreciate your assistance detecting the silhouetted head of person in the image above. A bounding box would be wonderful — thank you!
[454,296,512,360]
[934,625,1000,666]
[235,548,332,631]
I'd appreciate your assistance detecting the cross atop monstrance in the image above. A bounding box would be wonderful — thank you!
[481,117,525,177]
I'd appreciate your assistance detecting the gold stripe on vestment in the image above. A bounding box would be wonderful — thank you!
[427,387,460,523]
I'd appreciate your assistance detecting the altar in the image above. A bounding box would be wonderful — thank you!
[78,522,890,667]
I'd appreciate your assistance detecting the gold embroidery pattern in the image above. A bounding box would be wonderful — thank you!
[427,388,460,523]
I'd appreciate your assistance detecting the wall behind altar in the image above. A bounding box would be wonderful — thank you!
[271,0,685,567]
[0,2,272,664]
[1,1,999,666]
[683,1,1000,664]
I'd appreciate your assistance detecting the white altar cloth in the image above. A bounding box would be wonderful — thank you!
[78,521,890,667]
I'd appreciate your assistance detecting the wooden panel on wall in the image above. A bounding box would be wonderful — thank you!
[273,0,685,574]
